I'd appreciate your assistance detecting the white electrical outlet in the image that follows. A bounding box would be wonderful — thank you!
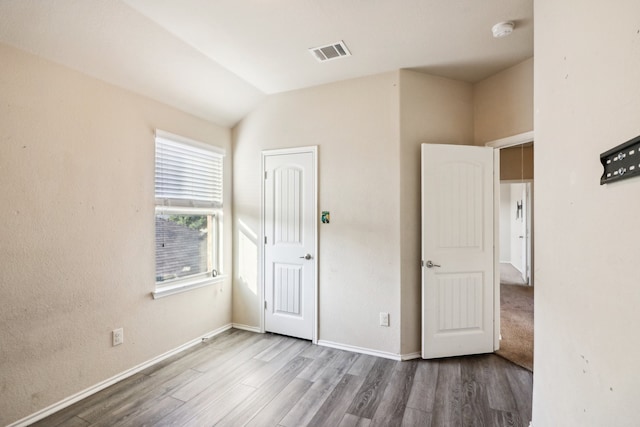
[112,328,124,346]
[379,312,390,327]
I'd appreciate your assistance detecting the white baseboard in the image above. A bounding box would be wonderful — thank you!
[232,323,262,333]
[228,328,420,362]
[8,323,233,427]
[318,340,417,361]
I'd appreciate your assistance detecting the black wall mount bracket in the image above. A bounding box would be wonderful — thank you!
[600,134,640,185]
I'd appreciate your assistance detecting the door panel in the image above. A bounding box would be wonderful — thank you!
[422,144,496,359]
[264,150,316,340]
[435,161,484,249]
[273,263,302,316]
[274,167,302,244]
[436,273,484,331]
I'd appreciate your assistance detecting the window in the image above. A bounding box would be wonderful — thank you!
[153,130,224,298]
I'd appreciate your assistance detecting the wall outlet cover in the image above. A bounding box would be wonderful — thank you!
[379,312,390,327]
[112,328,124,346]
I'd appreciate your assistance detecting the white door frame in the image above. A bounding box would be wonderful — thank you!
[485,131,534,149]
[260,146,318,343]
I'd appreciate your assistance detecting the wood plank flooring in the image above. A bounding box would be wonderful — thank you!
[33,329,532,427]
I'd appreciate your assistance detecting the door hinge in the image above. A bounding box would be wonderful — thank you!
[264,300,267,310]
[264,236,267,244]
[264,171,268,179]
[421,260,424,267]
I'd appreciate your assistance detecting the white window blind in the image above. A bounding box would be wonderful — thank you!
[155,130,224,209]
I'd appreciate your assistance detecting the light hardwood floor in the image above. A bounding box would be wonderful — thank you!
[33,329,532,427]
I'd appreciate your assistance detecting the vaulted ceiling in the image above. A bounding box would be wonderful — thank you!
[0,0,533,127]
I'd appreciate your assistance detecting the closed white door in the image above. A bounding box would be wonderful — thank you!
[421,144,497,359]
[263,148,316,340]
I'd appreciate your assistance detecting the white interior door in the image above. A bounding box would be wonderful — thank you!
[421,144,497,359]
[510,183,525,276]
[519,184,528,283]
[524,183,532,284]
[263,148,316,341]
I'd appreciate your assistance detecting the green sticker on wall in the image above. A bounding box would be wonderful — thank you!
[321,211,330,224]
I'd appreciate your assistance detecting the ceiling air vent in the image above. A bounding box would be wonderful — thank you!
[309,41,351,62]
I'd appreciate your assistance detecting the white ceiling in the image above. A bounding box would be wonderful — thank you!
[0,0,533,127]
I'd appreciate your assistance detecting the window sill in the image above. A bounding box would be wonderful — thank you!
[152,275,226,299]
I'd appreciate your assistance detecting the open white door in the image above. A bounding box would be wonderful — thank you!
[519,185,528,284]
[421,144,497,359]
[524,183,532,285]
[263,147,317,341]
[510,183,526,281]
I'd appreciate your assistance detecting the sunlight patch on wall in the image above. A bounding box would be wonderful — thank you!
[238,219,258,295]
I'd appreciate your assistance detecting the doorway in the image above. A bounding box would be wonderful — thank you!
[488,135,534,371]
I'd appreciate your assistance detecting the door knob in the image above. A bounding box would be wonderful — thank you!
[425,260,441,268]
[300,254,312,260]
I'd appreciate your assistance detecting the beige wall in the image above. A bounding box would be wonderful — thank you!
[474,57,533,145]
[500,144,534,180]
[233,72,403,354]
[0,31,535,425]
[534,1,640,426]
[232,70,475,357]
[0,43,233,425]
[398,70,474,354]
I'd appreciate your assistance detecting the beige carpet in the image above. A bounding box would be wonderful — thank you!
[496,283,534,371]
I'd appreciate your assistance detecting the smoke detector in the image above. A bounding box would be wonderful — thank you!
[492,21,515,38]
[309,41,351,62]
